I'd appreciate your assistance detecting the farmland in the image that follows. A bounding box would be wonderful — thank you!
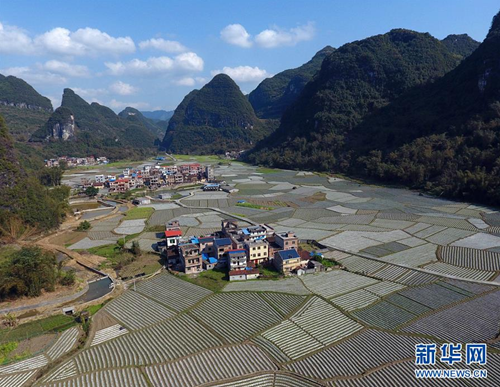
[2,160,498,386]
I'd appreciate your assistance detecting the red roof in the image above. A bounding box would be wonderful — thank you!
[165,229,182,237]
[229,269,259,276]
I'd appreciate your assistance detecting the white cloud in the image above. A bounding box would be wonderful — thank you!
[1,66,66,85]
[0,23,34,54]
[172,76,207,86]
[255,22,315,48]
[0,23,135,56]
[109,81,138,95]
[108,99,149,110]
[70,87,107,101]
[220,22,315,49]
[220,24,252,48]
[174,52,204,72]
[211,66,271,82]
[139,38,187,53]
[173,77,196,86]
[41,60,90,77]
[34,27,135,56]
[105,52,203,76]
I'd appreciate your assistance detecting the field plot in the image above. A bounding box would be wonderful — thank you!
[287,329,432,379]
[423,262,494,281]
[46,327,80,361]
[338,256,385,274]
[260,293,307,316]
[382,243,437,267]
[90,324,128,346]
[261,320,324,359]
[363,281,406,297]
[190,293,283,342]
[73,314,222,372]
[333,360,465,387]
[0,370,36,387]
[0,354,48,375]
[223,277,310,295]
[403,290,500,343]
[370,264,408,281]
[300,270,379,299]
[144,344,277,387]
[440,245,500,271]
[135,272,212,312]
[352,301,416,329]
[258,297,362,360]
[103,290,176,330]
[443,279,494,294]
[425,227,474,245]
[397,283,469,309]
[41,360,78,383]
[40,367,148,387]
[384,294,432,315]
[290,297,363,347]
[395,270,440,286]
[331,289,380,311]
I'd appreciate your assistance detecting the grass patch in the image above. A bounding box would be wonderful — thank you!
[171,193,183,200]
[236,202,273,210]
[125,206,154,220]
[88,303,104,315]
[256,167,280,174]
[230,213,247,218]
[0,315,76,344]
[178,269,227,292]
[258,264,282,280]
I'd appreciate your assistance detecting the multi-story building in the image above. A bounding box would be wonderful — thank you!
[95,174,106,183]
[274,249,301,274]
[109,178,130,192]
[246,240,269,265]
[242,225,267,242]
[214,238,233,266]
[227,250,247,271]
[179,243,202,274]
[275,231,299,251]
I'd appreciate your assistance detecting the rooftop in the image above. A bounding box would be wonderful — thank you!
[277,249,300,261]
[214,238,232,247]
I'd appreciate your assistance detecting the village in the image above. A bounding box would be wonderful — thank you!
[44,155,109,168]
[79,162,216,193]
[162,218,327,281]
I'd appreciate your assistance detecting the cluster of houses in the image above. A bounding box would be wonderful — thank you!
[163,219,325,281]
[80,163,214,192]
[45,156,108,168]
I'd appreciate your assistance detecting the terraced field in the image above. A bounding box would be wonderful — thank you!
[16,161,499,386]
[103,290,176,329]
[190,293,283,342]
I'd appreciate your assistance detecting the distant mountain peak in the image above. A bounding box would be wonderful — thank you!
[487,10,500,38]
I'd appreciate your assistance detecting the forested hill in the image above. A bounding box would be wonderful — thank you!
[441,34,480,58]
[162,74,273,154]
[118,107,166,139]
[0,116,69,235]
[246,28,470,170]
[345,10,500,204]
[248,46,335,119]
[0,74,53,141]
[31,88,158,159]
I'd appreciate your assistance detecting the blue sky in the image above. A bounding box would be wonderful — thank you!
[0,0,498,112]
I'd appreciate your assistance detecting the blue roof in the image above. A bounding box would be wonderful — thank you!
[190,237,199,244]
[228,249,246,255]
[278,249,300,261]
[208,257,218,264]
[204,183,220,187]
[199,237,214,243]
[202,253,218,264]
[214,238,232,247]
[242,228,250,235]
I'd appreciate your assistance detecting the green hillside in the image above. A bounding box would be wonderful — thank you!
[162,74,272,154]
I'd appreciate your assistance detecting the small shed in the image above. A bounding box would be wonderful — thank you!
[229,269,246,281]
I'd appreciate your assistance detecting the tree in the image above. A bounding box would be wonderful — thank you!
[76,220,91,231]
[131,241,141,256]
[84,186,99,197]
[0,247,57,299]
